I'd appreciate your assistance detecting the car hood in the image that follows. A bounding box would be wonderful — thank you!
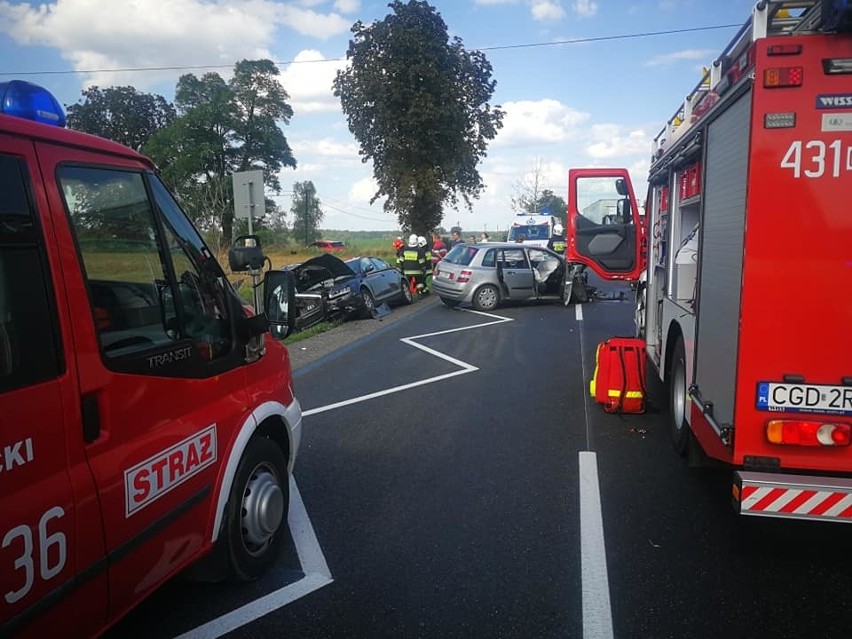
[287,253,356,292]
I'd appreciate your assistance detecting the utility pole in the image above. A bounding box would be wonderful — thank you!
[304,185,309,246]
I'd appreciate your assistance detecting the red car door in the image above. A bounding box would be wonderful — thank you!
[0,136,107,637]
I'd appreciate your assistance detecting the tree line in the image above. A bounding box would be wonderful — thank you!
[64,1,516,250]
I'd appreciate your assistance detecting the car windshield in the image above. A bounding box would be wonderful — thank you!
[507,224,550,240]
[443,244,478,266]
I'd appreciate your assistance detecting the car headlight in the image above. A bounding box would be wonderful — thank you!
[328,285,351,300]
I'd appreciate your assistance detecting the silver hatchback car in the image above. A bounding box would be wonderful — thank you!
[432,242,570,311]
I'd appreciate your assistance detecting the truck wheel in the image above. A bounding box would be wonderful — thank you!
[472,284,499,311]
[225,436,289,582]
[669,337,690,456]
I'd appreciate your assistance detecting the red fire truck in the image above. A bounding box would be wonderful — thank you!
[567,1,852,522]
[0,80,303,636]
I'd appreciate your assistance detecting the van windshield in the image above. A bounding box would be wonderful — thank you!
[507,224,550,240]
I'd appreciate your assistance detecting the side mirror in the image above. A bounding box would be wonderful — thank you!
[263,270,296,339]
[615,178,628,196]
[363,263,375,273]
[229,235,265,272]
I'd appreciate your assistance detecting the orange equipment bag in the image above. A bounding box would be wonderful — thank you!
[590,337,647,414]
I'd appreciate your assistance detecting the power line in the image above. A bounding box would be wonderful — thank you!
[481,23,739,52]
[0,23,740,78]
[321,201,391,223]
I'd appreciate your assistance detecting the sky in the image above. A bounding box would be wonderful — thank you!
[0,0,760,233]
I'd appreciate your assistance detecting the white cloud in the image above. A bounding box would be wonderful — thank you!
[530,1,565,21]
[279,50,347,114]
[292,136,359,160]
[585,125,650,160]
[349,177,380,202]
[494,99,590,147]
[473,0,518,4]
[333,0,360,12]
[645,49,716,67]
[572,0,598,17]
[0,0,350,89]
[275,4,351,39]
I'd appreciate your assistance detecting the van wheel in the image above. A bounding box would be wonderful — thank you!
[669,337,690,456]
[225,436,289,582]
[472,284,499,311]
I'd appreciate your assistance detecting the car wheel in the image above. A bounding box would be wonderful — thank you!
[472,284,500,311]
[360,287,376,318]
[440,297,460,308]
[224,436,289,582]
[669,336,690,456]
[399,278,413,305]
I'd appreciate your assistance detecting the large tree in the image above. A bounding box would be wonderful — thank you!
[290,181,324,246]
[146,59,296,246]
[333,0,504,236]
[511,160,567,225]
[66,85,176,151]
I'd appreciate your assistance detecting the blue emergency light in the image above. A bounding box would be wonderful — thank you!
[0,80,66,127]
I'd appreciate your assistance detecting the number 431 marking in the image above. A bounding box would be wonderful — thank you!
[781,140,851,178]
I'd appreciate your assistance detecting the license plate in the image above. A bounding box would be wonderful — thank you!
[756,382,852,416]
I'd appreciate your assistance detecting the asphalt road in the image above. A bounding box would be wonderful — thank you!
[110,289,852,639]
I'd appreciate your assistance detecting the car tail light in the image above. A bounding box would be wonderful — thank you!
[766,420,852,446]
[764,67,803,88]
[456,269,473,283]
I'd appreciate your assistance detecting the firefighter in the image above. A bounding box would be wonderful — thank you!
[398,234,429,294]
[417,235,432,294]
[430,232,447,272]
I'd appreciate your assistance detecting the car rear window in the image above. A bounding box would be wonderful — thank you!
[443,244,478,266]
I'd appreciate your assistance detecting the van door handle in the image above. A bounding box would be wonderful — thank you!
[82,394,100,443]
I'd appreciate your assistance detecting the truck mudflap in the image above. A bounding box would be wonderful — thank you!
[734,471,852,523]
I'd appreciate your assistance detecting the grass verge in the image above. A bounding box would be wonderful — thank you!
[281,318,344,345]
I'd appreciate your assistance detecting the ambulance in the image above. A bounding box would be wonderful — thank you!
[0,80,302,636]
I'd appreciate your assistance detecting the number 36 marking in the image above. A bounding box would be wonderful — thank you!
[2,507,66,604]
[780,140,851,178]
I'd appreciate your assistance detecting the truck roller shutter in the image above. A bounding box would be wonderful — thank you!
[693,90,751,430]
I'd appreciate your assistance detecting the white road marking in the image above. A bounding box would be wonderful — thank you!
[174,477,332,639]
[303,309,513,417]
[177,308,515,637]
[575,303,584,321]
[579,452,614,639]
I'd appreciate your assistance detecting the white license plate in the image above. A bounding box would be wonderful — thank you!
[756,382,852,416]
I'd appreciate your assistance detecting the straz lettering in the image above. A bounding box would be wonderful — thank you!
[124,425,217,516]
[147,346,192,369]
[0,438,34,474]
[816,94,852,109]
